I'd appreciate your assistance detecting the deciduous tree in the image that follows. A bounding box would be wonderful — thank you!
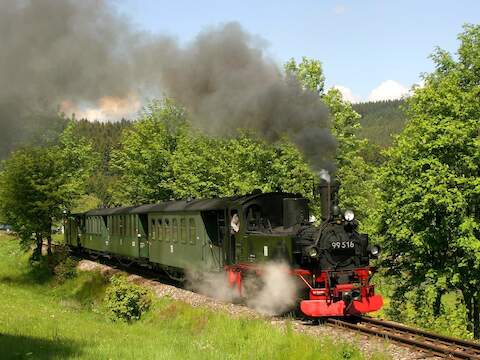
[379,24,480,337]
[0,123,95,257]
[111,99,187,204]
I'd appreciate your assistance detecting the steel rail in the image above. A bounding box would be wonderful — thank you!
[326,317,480,359]
[357,316,480,352]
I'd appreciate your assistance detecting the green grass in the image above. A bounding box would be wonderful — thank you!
[0,234,389,360]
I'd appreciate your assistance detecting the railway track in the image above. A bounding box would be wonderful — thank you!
[326,316,480,359]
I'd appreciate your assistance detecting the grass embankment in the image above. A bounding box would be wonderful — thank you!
[0,234,389,360]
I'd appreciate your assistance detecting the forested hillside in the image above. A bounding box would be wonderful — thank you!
[0,101,407,161]
[72,119,132,171]
[353,100,407,147]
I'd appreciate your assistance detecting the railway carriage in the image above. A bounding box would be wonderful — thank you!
[65,183,383,317]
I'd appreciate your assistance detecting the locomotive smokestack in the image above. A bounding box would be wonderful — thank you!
[317,170,331,221]
[318,178,331,221]
[317,170,339,221]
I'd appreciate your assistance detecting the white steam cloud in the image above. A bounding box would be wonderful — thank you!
[319,169,331,183]
[186,262,301,316]
[245,262,300,316]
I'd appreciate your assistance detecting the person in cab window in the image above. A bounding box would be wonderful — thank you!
[230,213,240,234]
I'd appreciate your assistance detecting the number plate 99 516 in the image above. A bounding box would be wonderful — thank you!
[331,241,355,249]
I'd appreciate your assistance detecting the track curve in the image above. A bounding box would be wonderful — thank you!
[326,316,480,359]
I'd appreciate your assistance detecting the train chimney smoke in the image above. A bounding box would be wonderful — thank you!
[0,1,336,169]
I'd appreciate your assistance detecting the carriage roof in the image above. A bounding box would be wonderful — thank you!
[78,192,301,217]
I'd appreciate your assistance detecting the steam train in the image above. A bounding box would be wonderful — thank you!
[64,180,383,317]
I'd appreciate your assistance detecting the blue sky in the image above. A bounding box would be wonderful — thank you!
[116,0,479,102]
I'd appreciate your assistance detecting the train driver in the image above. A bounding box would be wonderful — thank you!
[231,213,240,234]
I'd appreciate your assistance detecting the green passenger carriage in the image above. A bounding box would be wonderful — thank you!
[65,193,299,273]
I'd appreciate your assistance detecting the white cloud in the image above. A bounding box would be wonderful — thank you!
[332,85,360,103]
[367,80,409,102]
[334,4,346,15]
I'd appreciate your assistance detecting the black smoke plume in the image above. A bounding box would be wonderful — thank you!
[0,0,335,169]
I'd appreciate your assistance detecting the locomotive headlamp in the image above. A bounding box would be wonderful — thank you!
[307,246,318,258]
[370,245,380,256]
[344,210,355,221]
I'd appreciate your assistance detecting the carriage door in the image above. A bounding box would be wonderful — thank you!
[227,209,240,264]
[137,214,149,258]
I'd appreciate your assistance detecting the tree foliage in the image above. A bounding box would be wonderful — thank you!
[111,99,188,204]
[284,57,325,94]
[111,98,317,211]
[0,122,95,257]
[378,24,480,338]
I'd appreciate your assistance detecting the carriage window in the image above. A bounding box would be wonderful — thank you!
[151,219,156,240]
[157,219,163,241]
[132,215,135,236]
[165,219,171,242]
[172,219,178,243]
[246,205,262,232]
[189,218,196,245]
[180,218,187,243]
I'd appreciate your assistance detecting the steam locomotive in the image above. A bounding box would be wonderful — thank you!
[65,180,382,317]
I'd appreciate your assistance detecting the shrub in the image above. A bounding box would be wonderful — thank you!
[54,257,78,283]
[104,275,152,322]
